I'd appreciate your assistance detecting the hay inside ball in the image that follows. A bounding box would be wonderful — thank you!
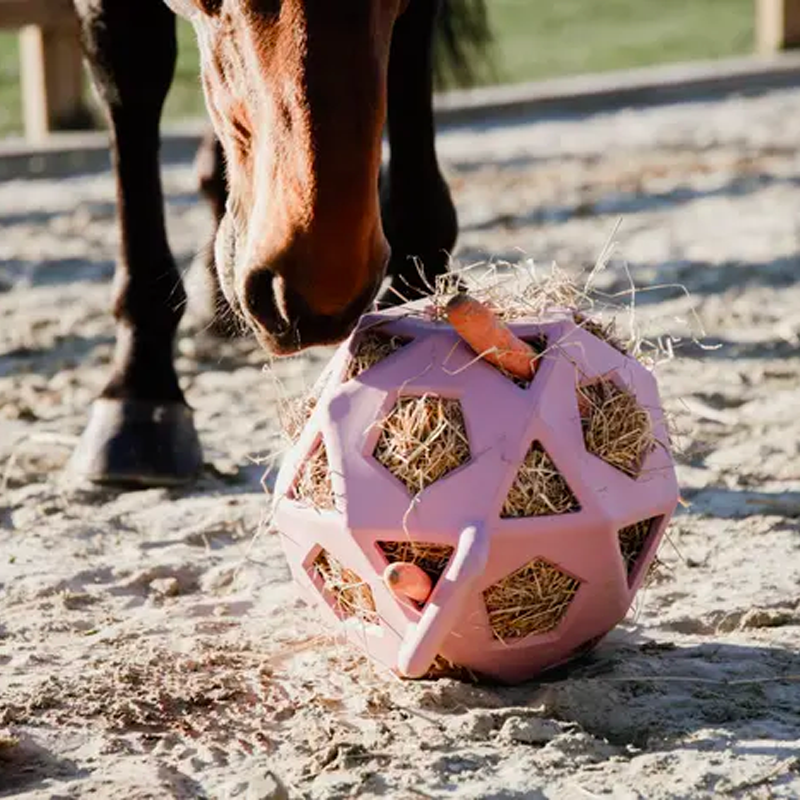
[579,378,655,479]
[500,442,581,518]
[313,550,379,625]
[373,396,471,495]
[618,517,659,578]
[483,557,582,641]
[291,439,335,510]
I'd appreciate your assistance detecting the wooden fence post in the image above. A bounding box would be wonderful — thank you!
[756,0,800,54]
[19,23,88,142]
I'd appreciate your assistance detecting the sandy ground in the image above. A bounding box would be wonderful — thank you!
[2,87,800,799]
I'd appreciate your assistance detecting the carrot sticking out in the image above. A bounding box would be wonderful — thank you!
[445,293,538,381]
[383,562,432,605]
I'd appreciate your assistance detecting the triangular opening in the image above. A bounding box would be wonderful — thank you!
[501,441,580,518]
[290,439,335,510]
[618,516,661,585]
[377,540,454,606]
[311,549,378,624]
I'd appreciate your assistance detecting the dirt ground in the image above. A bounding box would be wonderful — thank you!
[1,87,800,799]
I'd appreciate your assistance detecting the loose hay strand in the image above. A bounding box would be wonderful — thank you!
[373,396,471,494]
[313,550,379,625]
[501,442,580,518]
[579,379,656,478]
[484,558,581,640]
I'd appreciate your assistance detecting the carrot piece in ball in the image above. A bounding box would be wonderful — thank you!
[445,293,538,381]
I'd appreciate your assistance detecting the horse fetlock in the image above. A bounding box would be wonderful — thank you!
[102,328,185,406]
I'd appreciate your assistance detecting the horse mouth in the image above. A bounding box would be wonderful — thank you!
[250,272,384,356]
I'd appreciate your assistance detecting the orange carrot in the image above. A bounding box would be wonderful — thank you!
[382,562,432,605]
[445,293,537,381]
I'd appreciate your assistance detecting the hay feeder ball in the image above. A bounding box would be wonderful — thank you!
[272,295,678,684]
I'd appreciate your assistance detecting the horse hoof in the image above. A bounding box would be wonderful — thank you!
[68,398,203,487]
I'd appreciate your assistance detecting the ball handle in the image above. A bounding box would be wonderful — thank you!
[396,523,489,679]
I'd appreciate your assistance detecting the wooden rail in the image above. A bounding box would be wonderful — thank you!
[0,0,90,142]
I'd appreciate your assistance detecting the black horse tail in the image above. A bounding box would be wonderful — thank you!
[433,0,494,89]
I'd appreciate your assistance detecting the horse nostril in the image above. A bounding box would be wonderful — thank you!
[242,268,284,331]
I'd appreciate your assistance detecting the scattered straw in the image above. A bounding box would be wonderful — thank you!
[377,541,454,588]
[501,442,580,518]
[346,330,411,381]
[313,550,379,625]
[292,441,335,510]
[645,555,666,586]
[579,379,655,479]
[484,557,581,640]
[373,396,470,494]
[618,517,658,577]
[426,262,585,325]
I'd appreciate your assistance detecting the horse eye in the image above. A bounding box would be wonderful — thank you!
[198,0,223,15]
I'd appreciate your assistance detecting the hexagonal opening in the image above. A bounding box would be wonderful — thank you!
[311,550,379,625]
[618,516,662,586]
[290,438,335,510]
[373,395,470,494]
[578,376,655,479]
[345,330,412,381]
[501,441,581,518]
[484,557,581,641]
[376,540,454,606]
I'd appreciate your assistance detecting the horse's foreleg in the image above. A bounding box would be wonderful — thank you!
[69,0,202,486]
[381,0,458,305]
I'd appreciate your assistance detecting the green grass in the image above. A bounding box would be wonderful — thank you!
[0,0,753,138]
[484,0,753,84]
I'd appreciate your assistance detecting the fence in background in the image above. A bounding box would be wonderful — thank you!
[3,0,800,143]
[757,0,800,52]
[0,0,88,142]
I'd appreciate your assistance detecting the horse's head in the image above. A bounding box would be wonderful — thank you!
[168,0,408,353]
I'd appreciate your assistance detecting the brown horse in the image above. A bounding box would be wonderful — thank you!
[68,0,490,486]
